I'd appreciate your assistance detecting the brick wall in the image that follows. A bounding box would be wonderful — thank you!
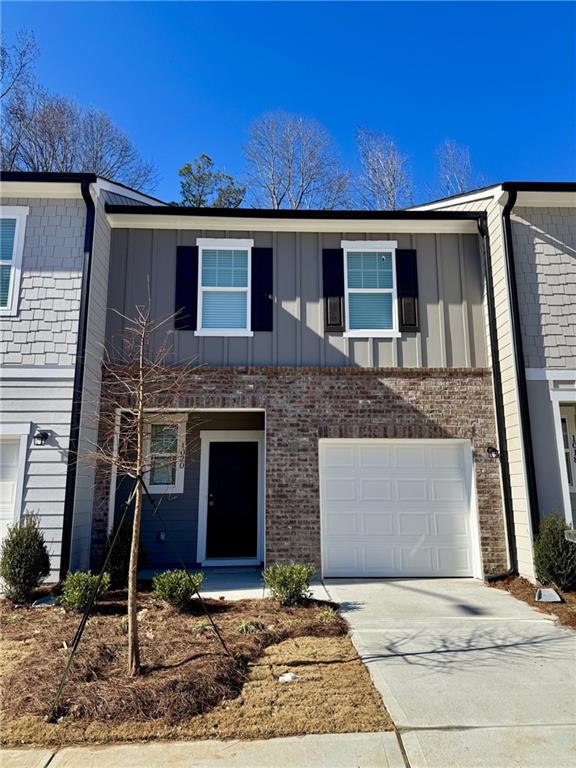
[91,366,508,576]
[512,207,576,370]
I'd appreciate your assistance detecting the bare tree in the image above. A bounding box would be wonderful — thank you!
[1,89,157,190]
[356,128,413,210]
[0,29,38,101]
[91,303,198,675]
[436,139,479,196]
[244,110,350,209]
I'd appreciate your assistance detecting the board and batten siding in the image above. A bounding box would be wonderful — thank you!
[438,195,535,580]
[0,375,74,579]
[106,229,487,369]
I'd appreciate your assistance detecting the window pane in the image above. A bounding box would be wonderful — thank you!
[150,424,178,453]
[202,249,248,288]
[150,456,176,485]
[202,291,247,329]
[349,292,393,330]
[347,251,393,289]
[565,453,573,486]
[561,418,569,450]
[0,264,11,307]
[0,219,16,263]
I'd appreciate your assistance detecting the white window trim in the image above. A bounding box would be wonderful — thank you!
[143,413,188,495]
[195,238,254,337]
[341,240,400,338]
[560,408,576,493]
[0,206,29,317]
[0,422,31,527]
[197,429,265,567]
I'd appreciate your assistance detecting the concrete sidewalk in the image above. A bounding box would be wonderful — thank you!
[325,578,576,768]
[1,733,406,768]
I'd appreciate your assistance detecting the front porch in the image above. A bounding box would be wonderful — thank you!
[110,410,266,572]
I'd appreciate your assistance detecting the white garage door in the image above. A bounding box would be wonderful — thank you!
[320,440,477,578]
[0,439,20,544]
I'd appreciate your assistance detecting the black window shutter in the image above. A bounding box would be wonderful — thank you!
[396,249,420,332]
[322,248,345,331]
[251,247,273,331]
[174,245,198,330]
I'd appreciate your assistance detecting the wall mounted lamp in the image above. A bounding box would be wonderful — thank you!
[486,446,500,460]
[33,431,50,447]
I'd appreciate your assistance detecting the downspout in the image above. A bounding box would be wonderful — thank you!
[501,188,541,539]
[59,180,96,580]
[478,214,518,578]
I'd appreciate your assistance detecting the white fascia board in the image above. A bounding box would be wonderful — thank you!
[0,366,76,379]
[0,181,83,199]
[93,179,167,206]
[106,213,479,234]
[410,186,502,211]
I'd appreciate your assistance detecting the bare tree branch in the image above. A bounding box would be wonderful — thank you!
[436,139,481,196]
[244,110,350,209]
[356,128,413,210]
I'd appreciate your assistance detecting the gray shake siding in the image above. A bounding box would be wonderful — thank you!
[106,229,487,369]
[0,198,85,366]
[0,196,86,577]
[511,207,576,370]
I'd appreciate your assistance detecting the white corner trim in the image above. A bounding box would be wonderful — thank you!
[0,366,76,380]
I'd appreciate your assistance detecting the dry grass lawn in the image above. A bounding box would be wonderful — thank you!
[0,593,392,747]
[490,576,576,629]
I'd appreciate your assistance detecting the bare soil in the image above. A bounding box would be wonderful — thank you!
[0,593,392,747]
[490,576,576,628]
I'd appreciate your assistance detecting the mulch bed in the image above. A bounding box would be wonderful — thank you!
[0,592,392,746]
[490,576,576,628]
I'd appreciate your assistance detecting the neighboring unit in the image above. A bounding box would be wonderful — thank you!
[416,182,576,579]
[0,173,162,578]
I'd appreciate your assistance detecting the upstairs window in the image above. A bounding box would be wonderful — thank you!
[196,238,253,336]
[342,240,399,337]
[0,207,28,317]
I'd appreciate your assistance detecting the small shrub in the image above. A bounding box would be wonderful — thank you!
[60,571,111,612]
[190,619,214,636]
[106,519,148,590]
[534,516,576,592]
[237,619,265,635]
[263,562,316,606]
[152,569,204,612]
[0,516,50,603]
[315,607,339,624]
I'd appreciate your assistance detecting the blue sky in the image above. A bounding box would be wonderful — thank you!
[3,1,575,202]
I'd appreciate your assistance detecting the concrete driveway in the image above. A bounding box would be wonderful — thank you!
[325,578,576,768]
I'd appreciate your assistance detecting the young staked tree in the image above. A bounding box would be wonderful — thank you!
[92,302,197,676]
[178,153,245,207]
[356,128,413,210]
[244,110,350,209]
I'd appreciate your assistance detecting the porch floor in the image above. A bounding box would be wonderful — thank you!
[138,567,331,602]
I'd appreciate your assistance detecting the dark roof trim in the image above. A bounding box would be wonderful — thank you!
[1,171,98,183]
[0,171,166,204]
[105,204,484,220]
[501,181,576,192]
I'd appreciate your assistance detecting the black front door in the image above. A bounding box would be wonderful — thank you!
[205,441,259,559]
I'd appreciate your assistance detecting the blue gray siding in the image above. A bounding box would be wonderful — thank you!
[107,229,487,369]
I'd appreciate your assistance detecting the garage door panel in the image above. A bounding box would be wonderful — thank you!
[432,479,467,502]
[363,512,394,535]
[320,440,476,578]
[395,445,427,467]
[360,478,392,501]
[398,512,431,535]
[397,478,429,501]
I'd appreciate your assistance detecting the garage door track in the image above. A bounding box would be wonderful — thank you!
[325,578,576,768]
